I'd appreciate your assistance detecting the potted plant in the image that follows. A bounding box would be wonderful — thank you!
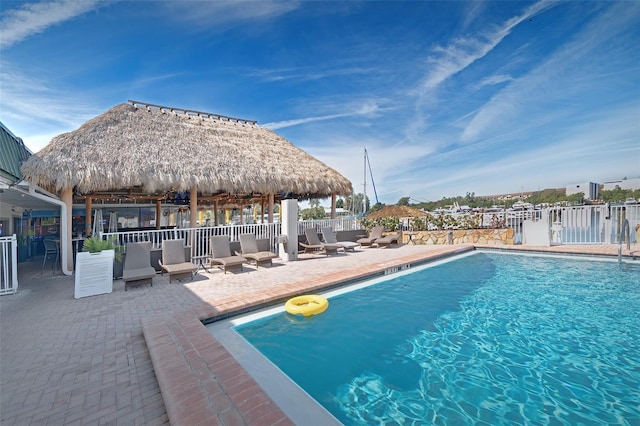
[83,235,125,278]
[16,234,28,262]
[82,236,124,260]
[74,236,123,299]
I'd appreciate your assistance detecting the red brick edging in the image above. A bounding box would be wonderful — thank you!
[142,312,293,426]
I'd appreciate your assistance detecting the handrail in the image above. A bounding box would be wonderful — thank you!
[618,218,630,263]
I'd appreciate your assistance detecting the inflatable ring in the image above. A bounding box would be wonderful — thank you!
[285,295,329,317]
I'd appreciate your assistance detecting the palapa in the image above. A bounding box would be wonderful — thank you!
[20,101,352,198]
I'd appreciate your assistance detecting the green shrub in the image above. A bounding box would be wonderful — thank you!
[82,236,124,261]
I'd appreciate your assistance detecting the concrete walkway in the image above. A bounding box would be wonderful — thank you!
[1,243,637,425]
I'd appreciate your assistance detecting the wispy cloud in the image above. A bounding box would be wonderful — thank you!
[166,0,300,28]
[460,1,640,143]
[263,100,384,130]
[0,0,103,49]
[419,0,556,94]
[248,66,376,83]
[0,63,96,150]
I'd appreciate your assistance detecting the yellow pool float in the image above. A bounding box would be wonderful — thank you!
[285,295,329,317]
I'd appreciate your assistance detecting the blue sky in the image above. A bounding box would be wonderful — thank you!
[1,0,639,204]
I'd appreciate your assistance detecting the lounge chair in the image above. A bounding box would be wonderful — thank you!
[321,227,359,252]
[209,235,246,273]
[356,226,384,247]
[159,239,197,283]
[374,232,401,248]
[123,242,156,291]
[300,228,342,255]
[239,234,278,268]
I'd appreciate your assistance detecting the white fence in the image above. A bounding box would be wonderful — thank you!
[398,204,638,245]
[0,235,18,295]
[101,204,638,263]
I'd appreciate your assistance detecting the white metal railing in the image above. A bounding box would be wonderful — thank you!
[0,235,18,295]
[397,204,639,245]
[610,204,638,244]
[103,223,282,260]
[100,205,638,257]
[298,218,361,234]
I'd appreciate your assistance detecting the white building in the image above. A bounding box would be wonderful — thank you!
[602,178,640,191]
[566,182,599,200]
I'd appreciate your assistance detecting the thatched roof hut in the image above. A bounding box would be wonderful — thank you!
[366,205,428,219]
[21,101,352,199]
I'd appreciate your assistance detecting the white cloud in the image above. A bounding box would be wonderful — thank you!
[419,0,556,93]
[0,63,96,151]
[460,1,640,143]
[263,100,383,130]
[0,0,103,49]
[166,0,300,28]
[247,66,376,83]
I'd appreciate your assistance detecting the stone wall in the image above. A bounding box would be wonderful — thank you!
[403,228,515,245]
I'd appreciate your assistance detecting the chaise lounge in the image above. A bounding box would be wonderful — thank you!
[300,228,342,255]
[123,242,156,291]
[159,239,197,283]
[321,227,359,252]
[239,233,279,268]
[356,226,384,247]
[374,232,401,248]
[209,235,246,273]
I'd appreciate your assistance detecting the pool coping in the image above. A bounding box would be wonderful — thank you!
[140,244,634,425]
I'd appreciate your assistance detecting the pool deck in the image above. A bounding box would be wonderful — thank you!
[1,243,638,425]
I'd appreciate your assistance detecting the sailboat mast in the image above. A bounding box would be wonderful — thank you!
[363,147,368,214]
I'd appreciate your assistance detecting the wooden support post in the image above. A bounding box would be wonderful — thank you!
[268,193,274,223]
[85,197,92,236]
[155,200,162,229]
[62,188,74,272]
[214,201,219,225]
[331,193,337,219]
[189,187,198,228]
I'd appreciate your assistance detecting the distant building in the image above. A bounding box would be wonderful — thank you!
[566,182,598,200]
[602,178,640,191]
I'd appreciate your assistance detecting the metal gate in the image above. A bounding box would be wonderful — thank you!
[0,235,18,295]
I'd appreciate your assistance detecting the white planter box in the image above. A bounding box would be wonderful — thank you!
[74,249,114,299]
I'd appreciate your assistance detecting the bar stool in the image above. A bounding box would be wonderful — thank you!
[42,239,59,274]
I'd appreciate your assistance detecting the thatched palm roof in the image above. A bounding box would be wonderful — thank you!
[21,101,352,198]
[366,205,428,219]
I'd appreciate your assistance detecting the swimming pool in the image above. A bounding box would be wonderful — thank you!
[211,252,640,425]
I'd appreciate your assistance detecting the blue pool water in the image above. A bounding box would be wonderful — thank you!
[235,252,640,425]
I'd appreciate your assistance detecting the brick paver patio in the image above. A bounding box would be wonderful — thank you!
[1,243,637,425]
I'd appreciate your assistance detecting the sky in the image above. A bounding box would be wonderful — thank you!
[1,0,639,205]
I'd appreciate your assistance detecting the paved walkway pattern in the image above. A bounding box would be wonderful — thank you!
[1,243,637,425]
